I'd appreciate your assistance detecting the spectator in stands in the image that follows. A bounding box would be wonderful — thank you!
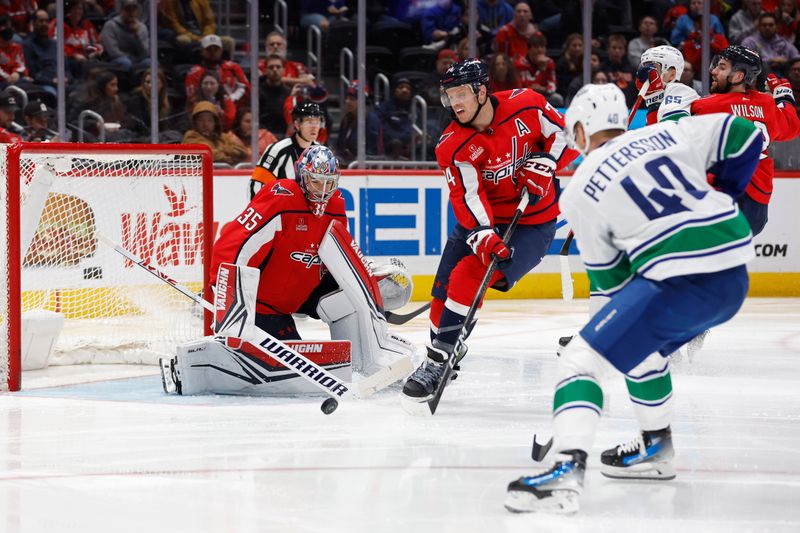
[100,0,150,70]
[162,0,234,53]
[604,33,636,106]
[1,0,36,37]
[258,54,290,136]
[420,48,458,105]
[229,107,276,163]
[627,15,669,67]
[682,24,729,80]
[421,0,462,50]
[259,31,314,88]
[282,83,331,143]
[565,52,602,104]
[23,9,60,96]
[78,69,139,140]
[183,101,246,165]
[51,0,103,79]
[786,57,800,112]
[456,37,470,60]
[728,0,762,45]
[0,14,30,87]
[592,70,609,84]
[376,76,413,160]
[126,68,187,139]
[447,9,493,53]
[335,81,382,166]
[560,0,612,49]
[0,89,22,142]
[478,0,514,37]
[743,12,800,75]
[22,99,59,141]
[776,0,799,43]
[185,34,250,111]
[299,0,349,32]
[194,71,235,131]
[671,0,725,48]
[679,59,703,94]
[489,51,521,92]
[494,1,538,63]
[518,32,562,106]
[556,32,583,97]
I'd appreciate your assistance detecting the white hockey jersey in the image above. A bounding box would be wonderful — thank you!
[657,82,700,122]
[561,114,762,296]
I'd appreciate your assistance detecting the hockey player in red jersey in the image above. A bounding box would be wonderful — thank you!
[696,46,800,235]
[401,58,578,410]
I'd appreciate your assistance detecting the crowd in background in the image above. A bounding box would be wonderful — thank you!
[0,0,799,166]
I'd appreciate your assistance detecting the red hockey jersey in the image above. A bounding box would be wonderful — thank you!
[435,88,578,229]
[692,90,800,204]
[210,179,347,316]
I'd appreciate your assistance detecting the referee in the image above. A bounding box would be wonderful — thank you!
[249,101,325,198]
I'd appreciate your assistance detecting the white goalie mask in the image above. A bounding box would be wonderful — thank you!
[640,45,684,83]
[564,84,628,157]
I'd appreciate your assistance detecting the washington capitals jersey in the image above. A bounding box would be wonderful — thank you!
[690,91,800,204]
[435,88,578,229]
[561,114,762,297]
[210,179,347,315]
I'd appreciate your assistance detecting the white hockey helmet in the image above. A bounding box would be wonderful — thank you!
[565,84,628,156]
[640,45,684,82]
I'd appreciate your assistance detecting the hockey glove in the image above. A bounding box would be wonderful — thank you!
[767,74,795,107]
[635,65,666,110]
[515,153,555,203]
[466,227,511,267]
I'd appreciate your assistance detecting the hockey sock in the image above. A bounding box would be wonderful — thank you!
[552,335,605,453]
[429,298,444,344]
[431,298,477,353]
[625,353,674,431]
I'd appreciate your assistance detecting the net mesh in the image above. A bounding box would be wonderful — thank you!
[1,145,209,390]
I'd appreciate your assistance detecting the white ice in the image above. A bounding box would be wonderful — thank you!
[1,298,799,533]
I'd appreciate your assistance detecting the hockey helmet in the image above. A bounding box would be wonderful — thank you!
[564,84,628,156]
[712,45,762,86]
[294,145,340,217]
[292,100,325,125]
[640,45,684,82]
[439,58,489,108]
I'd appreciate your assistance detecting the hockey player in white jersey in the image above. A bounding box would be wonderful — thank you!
[636,45,700,124]
[505,84,763,514]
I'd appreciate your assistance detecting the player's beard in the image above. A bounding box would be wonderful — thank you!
[710,78,727,94]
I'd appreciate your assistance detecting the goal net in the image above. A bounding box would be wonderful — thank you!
[0,143,214,391]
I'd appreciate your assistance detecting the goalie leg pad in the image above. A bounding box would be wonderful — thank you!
[21,310,64,371]
[213,263,259,338]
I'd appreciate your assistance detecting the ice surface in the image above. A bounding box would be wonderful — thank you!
[1,298,799,533]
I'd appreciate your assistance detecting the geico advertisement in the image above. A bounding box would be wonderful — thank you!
[214,173,573,275]
[215,172,799,275]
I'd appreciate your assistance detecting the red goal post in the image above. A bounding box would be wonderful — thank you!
[1,143,214,391]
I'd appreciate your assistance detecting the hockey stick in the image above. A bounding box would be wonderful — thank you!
[97,233,411,410]
[385,302,431,325]
[424,190,531,416]
[558,81,651,303]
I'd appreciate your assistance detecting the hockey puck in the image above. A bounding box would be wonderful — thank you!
[321,397,338,415]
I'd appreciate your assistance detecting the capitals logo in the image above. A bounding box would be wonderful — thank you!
[481,135,533,185]
[272,182,294,196]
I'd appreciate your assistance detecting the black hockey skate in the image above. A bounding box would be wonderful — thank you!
[600,427,675,480]
[159,357,182,395]
[505,449,587,514]
[556,335,574,357]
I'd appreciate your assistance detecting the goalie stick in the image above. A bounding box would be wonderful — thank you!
[423,190,530,416]
[97,233,412,410]
[558,79,650,302]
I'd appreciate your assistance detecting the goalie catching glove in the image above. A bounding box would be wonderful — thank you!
[466,227,511,267]
[369,257,413,311]
[515,153,555,202]
[635,65,666,110]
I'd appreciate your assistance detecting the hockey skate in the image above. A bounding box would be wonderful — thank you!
[556,335,574,357]
[600,427,675,480]
[159,357,182,395]
[505,449,587,514]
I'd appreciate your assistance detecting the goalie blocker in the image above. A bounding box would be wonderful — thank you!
[163,220,415,396]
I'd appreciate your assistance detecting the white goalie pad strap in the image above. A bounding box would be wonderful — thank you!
[318,223,416,374]
[174,336,351,396]
[370,257,413,311]
[213,263,259,339]
[21,310,63,370]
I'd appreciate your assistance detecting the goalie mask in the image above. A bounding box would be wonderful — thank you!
[295,145,340,217]
[564,84,628,157]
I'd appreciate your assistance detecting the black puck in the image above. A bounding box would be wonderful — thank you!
[321,397,338,415]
